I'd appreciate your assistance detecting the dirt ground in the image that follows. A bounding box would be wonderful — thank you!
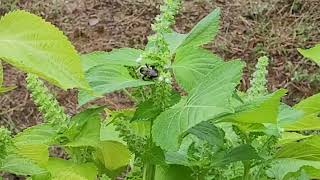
[0,0,320,147]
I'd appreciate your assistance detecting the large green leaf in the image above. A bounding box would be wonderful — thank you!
[164,32,188,54]
[80,48,142,71]
[267,159,320,180]
[152,60,244,151]
[0,10,88,89]
[278,132,311,145]
[95,141,131,170]
[0,155,48,176]
[172,47,222,92]
[284,93,320,131]
[66,108,103,147]
[275,136,320,161]
[13,124,58,146]
[298,44,320,65]
[220,89,287,124]
[179,8,220,48]
[46,157,97,180]
[78,64,153,106]
[277,104,304,128]
[146,32,187,54]
[15,144,49,166]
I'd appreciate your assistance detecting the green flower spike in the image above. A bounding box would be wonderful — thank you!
[26,73,69,129]
[247,56,269,98]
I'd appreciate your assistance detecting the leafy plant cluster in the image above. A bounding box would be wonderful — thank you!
[1,0,320,179]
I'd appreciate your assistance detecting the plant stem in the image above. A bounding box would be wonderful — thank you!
[242,161,251,180]
[143,162,155,180]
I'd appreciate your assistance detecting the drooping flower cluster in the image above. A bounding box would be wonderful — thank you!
[26,73,69,129]
[247,56,269,98]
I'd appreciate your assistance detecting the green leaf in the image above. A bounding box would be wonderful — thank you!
[284,93,320,131]
[284,168,314,180]
[286,169,310,180]
[277,104,304,128]
[146,32,187,54]
[13,124,58,146]
[78,64,153,106]
[95,141,131,170]
[46,157,97,180]
[132,92,180,122]
[165,135,194,166]
[0,155,48,176]
[155,165,194,180]
[0,10,89,90]
[15,144,49,166]
[80,48,142,71]
[152,60,244,151]
[100,122,124,143]
[299,166,320,179]
[298,44,320,65]
[188,121,225,148]
[275,135,320,161]
[267,159,320,180]
[172,47,222,92]
[278,132,311,145]
[214,144,260,166]
[164,32,188,54]
[98,120,132,170]
[52,172,87,180]
[143,146,166,166]
[130,121,151,138]
[221,89,287,124]
[66,108,103,147]
[179,8,220,48]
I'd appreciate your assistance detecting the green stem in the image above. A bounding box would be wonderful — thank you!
[242,161,251,180]
[143,119,156,180]
[143,163,155,180]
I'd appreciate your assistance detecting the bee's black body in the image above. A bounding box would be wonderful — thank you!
[139,65,159,80]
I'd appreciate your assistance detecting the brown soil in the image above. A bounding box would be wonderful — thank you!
[0,0,320,178]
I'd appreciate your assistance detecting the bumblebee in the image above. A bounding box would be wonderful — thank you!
[139,64,159,80]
